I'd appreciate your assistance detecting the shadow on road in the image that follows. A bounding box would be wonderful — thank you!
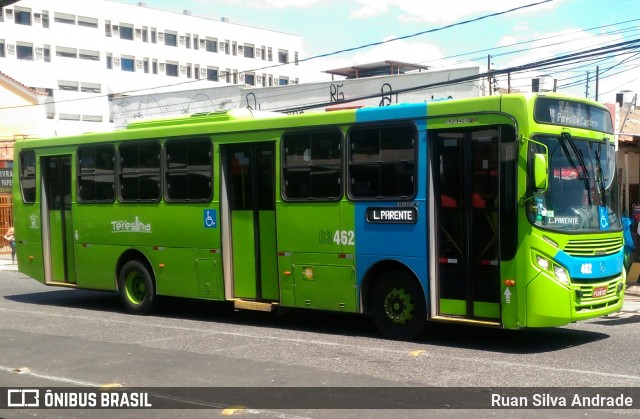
[5,288,609,354]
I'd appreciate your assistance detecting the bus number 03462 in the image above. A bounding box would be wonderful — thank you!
[319,230,355,246]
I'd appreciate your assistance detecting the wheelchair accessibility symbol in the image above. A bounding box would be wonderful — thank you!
[204,209,217,228]
[597,206,609,231]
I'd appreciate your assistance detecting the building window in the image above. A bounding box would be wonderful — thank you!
[19,151,36,204]
[207,68,218,81]
[42,11,49,28]
[142,27,148,42]
[348,124,417,199]
[119,25,134,40]
[105,20,112,37]
[54,12,75,25]
[282,130,342,201]
[165,138,213,202]
[205,38,217,53]
[56,46,77,59]
[243,45,254,58]
[143,58,149,74]
[0,41,4,58]
[121,57,135,72]
[17,44,33,60]
[59,113,81,121]
[78,146,116,203]
[77,16,98,28]
[152,60,157,74]
[58,80,79,91]
[164,32,177,47]
[106,55,113,70]
[79,49,99,61]
[278,50,288,64]
[278,77,289,86]
[44,46,50,62]
[82,115,103,122]
[15,8,32,26]
[119,142,161,202]
[166,63,178,77]
[244,74,255,85]
[80,82,101,93]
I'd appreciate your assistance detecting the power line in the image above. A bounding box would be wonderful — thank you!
[273,39,640,113]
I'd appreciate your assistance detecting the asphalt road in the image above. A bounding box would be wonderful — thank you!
[1,269,640,418]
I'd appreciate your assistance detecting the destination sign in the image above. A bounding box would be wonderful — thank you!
[534,98,613,134]
[366,207,418,224]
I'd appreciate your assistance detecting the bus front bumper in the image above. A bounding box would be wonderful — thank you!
[525,271,625,327]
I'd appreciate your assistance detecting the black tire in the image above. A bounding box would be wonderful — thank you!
[371,271,427,340]
[118,260,155,315]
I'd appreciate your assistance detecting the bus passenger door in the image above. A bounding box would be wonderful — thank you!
[41,155,76,284]
[432,128,501,323]
[221,142,279,302]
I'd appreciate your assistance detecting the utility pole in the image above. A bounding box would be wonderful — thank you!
[487,55,492,96]
[595,66,599,101]
[585,71,589,98]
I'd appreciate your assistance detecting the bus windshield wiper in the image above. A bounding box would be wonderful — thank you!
[558,131,592,206]
[595,142,607,206]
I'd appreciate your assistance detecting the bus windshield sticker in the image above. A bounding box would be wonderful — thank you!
[366,207,418,224]
[598,206,610,231]
[546,216,579,226]
[111,216,152,233]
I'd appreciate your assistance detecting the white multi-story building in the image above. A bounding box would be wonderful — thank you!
[0,0,302,136]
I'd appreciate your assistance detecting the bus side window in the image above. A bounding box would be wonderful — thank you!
[19,151,36,204]
[282,129,342,201]
[348,123,416,200]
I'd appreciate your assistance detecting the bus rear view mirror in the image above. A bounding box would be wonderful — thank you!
[534,153,548,190]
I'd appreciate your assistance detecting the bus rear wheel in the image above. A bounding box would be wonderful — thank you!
[371,271,426,340]
[118,260,155,315]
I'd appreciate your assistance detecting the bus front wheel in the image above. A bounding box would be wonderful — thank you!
[118,260,155,315]
[371,271,426,340]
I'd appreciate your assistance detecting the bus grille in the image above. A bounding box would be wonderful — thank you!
[574,277,622,311]
[563,237,623,256]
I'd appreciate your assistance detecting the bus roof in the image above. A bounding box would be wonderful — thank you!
[125,108,286,130]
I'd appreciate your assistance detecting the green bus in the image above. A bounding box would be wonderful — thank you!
[12,93,625,340]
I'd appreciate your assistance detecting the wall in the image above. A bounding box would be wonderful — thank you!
[112,66,481,128]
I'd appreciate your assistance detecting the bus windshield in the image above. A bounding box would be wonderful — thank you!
[527,135,621,232]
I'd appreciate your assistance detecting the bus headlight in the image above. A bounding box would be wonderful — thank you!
[533,251,571,287]
[535,255,550,270]
[553,265,570,286]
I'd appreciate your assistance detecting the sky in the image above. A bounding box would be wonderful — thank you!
[115,0,640,104]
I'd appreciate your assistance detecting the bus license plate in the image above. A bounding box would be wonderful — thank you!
[592,286,607,298]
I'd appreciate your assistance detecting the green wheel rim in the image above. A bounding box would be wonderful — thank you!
[124,272,146,305]
[383,287,415,325]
